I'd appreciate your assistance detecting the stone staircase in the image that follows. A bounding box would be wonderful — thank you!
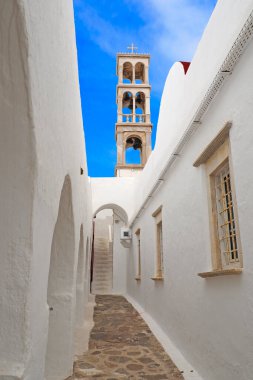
[91,237,113,294]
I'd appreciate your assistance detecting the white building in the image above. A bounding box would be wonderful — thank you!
[1,1,253,379]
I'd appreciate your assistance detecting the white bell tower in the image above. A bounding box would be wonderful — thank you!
[115,44,152,177]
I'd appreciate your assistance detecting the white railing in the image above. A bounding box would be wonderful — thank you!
[122,114,133,122]
[136,114,146,123]
[120,114,146,123]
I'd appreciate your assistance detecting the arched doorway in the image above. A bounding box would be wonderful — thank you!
[85,237,90,281]
[75,225,85,328]
[91,204,128,295]
[45,175,75,380]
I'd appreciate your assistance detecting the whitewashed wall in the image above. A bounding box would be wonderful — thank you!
[91,177,135,221]
[112,220,129,294]
[132,0,253,214]
[0,1,93,380]
[124,1,253,379]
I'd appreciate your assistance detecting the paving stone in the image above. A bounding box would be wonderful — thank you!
[66,295,183,379]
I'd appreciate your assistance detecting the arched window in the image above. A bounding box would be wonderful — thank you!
[123,62,133,83]
[125,137,142,164]
[135,62,145,83]
[122,91,133,122]
[135,92,145,122]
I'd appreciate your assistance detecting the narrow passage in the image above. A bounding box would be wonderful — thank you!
[68,295,183,379]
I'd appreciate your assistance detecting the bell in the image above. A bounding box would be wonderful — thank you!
[133,139,142,150]
[126,138,134,145]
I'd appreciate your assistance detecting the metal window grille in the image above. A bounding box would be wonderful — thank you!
[215,163,239,265]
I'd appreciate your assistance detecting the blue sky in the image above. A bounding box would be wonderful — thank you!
[73,0,217,177]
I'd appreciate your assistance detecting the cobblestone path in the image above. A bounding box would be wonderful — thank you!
[67,295,183,379]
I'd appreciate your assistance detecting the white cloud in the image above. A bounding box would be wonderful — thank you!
[125,0,217,93]
[74,0,217,95]
[135,0,216,60]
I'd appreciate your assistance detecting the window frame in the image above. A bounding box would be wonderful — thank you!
[205,139,242,271]
[152,206,164,280]
[194,123,243,277]
[135,228,141,280]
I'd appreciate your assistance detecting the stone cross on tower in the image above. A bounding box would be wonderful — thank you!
[115,49,152,177]
[127,43,138,54]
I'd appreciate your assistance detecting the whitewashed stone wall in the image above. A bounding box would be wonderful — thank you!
[0,1,93,379]
[125,2,253,379]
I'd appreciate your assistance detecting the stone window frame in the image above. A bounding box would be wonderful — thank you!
[194,123,243,278]
[135,228,141,281]
[151,206,164,281]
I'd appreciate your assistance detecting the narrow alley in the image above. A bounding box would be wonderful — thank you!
[66,295,183,379]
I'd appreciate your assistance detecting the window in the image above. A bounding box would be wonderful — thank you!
[214,162,239,268]
[135,229,141,280]
[125,137,142,164]
[152,207,164,279]
[194,124,242,276]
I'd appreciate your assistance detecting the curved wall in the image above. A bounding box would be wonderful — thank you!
[0,1,36,376]
[0,1,93,379]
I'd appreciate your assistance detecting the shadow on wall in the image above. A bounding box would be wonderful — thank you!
[75,225,86,328]
[0,0,37,373]
[45,175,76,380]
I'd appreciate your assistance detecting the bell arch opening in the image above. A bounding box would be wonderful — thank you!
[135,62,145,83]
[123,61,133,83]
[135,92,145,122]
[125,136,142,164]
[122,91,133,122]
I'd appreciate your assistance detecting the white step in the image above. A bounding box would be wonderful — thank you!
[92,236,113,295]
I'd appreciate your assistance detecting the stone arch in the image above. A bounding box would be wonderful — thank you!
[94,204,128,224]
[122,91,133,121]
[135,62,145,83]
[75,225,85,328]
[85,237,90,280]
[125,135,143,164]
[122,91,133,107]
[135,91,146,112]
[45,175,76,379]
[0,1,37,374]
[135,91,146,123]
[123,61,133,83]
[91,204,128,295]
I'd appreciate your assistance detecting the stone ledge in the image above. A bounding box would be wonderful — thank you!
[115,164,145,169]
[198,268,243,278]
[151,276,164,281]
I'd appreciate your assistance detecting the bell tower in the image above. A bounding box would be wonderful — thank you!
[115,44,152,177]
